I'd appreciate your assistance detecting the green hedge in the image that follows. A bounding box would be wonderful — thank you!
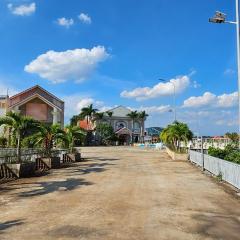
[208,145,240,164]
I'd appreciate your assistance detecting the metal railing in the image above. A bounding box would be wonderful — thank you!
[189,150,240,189]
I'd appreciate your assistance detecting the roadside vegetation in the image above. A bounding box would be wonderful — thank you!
[160,121,193,153]
[208,144,240,164]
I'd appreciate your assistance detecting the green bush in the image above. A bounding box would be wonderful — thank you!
[0,137,7,148]
[208,145,240,164]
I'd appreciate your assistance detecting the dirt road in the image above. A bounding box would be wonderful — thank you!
[0,147,240,240]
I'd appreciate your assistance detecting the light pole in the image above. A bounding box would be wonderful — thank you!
[159,78,177,122]
[209,1,240,149]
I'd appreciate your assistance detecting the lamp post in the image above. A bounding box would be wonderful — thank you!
[209,1,240,148]
[159,78,177,122]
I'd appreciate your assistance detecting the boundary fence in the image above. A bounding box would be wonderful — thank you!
[189,150,240,189]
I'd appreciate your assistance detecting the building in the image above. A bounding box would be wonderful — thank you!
[96,106,145,145]
[145,127,163,143]
[0,85,64,127]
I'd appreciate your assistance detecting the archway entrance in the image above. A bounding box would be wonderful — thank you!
[115,127,132,145]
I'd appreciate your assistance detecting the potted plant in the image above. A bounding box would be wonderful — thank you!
[65,125,86,162]
[32,124,65,168]
[0,111,39,178]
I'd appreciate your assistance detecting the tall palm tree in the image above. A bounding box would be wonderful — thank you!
[138,111,149,143]
[32,124,66,156]
[80,104,98,130]
[106,111,113,126]
[127,110,139,143]
[0,111,39,162]
[65,125,86,153]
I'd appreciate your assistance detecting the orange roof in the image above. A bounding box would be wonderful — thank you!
[78,119,94,130]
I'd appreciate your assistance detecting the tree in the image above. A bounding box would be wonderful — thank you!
[0,111,39,162]
[138,111,149,142]
[127,111,139,143]
[106,111,113,126]
[65,125,86,153]
[96,122,116,145]
[70,115,81,126]
[80,104,98,130]
[32,124,66,156]
[160,121,193,151]
[225,132,239,144]
[93,112,104,122]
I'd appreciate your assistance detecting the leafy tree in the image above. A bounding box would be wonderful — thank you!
[93,112,104,121]
[225,132,239,144]
[0,111,39,162]
[96,122,116,145]
[160,121,193,151]
[65,125,86,153]
[70,115,81,126]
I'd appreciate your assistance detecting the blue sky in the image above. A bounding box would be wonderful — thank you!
[0,0,238,135]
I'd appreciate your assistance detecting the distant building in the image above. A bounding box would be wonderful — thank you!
[96,106,145,145]
[145,127,163,143]
[0,85,64,128]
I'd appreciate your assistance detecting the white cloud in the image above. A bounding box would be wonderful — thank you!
[63,95,105,119]
[224,68,235,75]
[57,17,74,28]
[78,13,92,24]
[8,2,36,16]
[138,105,171,114]
[24,46,110,83]
[120,75,190,101]
[183,91,238,108]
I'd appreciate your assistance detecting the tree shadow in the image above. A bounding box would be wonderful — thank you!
[0,219,24,233]
[192,213,240,240]
[18,178,93,198]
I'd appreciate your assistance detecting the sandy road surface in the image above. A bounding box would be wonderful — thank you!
[0,147,240,240]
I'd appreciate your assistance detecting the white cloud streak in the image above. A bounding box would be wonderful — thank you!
[8,2,36,16]
[120,75,190,101]
[24,46,110,83]
[183,91,238,108]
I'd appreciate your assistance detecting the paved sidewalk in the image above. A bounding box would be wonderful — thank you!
[0,147,239,240]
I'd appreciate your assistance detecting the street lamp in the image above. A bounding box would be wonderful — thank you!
[159,78,176,122]
[209,1,240,149]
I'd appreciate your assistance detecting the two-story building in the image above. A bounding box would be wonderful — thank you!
[0,85,64,128]
[97,106,144,145]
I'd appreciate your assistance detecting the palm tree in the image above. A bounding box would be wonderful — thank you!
[80,104,98,130]
[70,115,81,126]
[32,124,66,156]
[0,111,39,162]
[65,125,86,153]
[160,121,193,151]
[106,111,113,126]
[138,111,149,143]
[127,111,139,143]
[93,112,104,122]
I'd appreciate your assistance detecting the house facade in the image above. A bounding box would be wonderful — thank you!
[97,106,145,145]
[0,85,64,128]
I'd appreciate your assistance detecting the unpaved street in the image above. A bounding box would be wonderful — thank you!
[0,147,240,240]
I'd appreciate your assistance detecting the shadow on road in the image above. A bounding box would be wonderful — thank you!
[0,219,24,233]
[16,178,93,197]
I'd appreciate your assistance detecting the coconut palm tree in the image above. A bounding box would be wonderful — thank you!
[106,111,113,126]
[127,111,139,143]
[32,124,66,156]
[80,104,98,130]
[0,111,39,162]
[65,125,86,153]
[138,111,149,143]
[160,121,193,151]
